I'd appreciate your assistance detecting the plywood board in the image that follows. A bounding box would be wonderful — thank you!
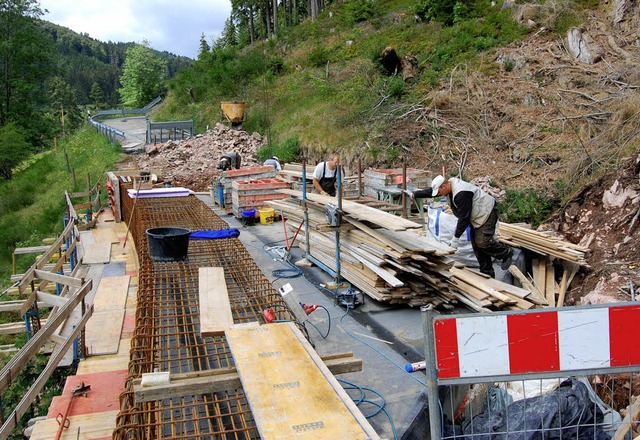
[93,275,130,311]
[85,309,125,355]
[81,243,112,264]
[76,339,130,374]
[199,267,233,336]
[91,226,119,244]
[29,410,117,439]
[226,322,377,439]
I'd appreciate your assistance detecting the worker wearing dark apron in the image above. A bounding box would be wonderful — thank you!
[312,153,340,196]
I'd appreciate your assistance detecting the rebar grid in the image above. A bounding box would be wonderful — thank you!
[113,190,295,439]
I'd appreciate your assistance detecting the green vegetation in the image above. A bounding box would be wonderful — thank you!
[500,188,560,227]
[0,127,123,286]
[119,40,168,108]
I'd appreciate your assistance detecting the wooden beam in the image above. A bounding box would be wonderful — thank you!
[33,269,84,287]
[0,280,92,393]
[0,305,92,438]
[36,291,69,308]
[508,265,548,306]
[612,396,640,440]
[556,262,579,307]
[545,262,556,306]
[133,353,362,403]
[199,267,233,337]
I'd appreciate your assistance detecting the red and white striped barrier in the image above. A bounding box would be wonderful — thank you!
[434,304,640,380]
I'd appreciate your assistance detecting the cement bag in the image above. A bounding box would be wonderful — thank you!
[426,205,478,268]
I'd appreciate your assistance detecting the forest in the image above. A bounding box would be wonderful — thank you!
[0,0,191,180]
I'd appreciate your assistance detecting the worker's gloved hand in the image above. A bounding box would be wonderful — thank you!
[404,190,415,199]
[320,191,327,195]
[448,237,460,250]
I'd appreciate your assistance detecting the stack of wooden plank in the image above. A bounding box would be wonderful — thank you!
[498,223,590,267]
[271,191,539,311]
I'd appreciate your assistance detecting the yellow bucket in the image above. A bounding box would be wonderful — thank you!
[259,208,275,225]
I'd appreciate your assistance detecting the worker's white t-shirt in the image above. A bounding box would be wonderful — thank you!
[313,161,337,180]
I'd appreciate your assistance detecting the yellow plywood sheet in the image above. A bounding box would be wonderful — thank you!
[226,323,374,439]
[199,267,233,336]
[82,243,112,264]
[29,410,117,439]
[85,309,124,355]
[91,226,119,244]
[93,275,130,311]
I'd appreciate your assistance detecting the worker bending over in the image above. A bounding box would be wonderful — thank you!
[409,175,513,278]
[312,153,340,196]
[218,152,242,171]
[263,156,282,171]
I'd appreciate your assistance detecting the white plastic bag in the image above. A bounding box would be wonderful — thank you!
[426,204,478,267]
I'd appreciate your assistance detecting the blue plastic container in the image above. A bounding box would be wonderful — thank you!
[241,209,256,226]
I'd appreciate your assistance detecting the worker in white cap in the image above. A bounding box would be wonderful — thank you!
[263,156,282,171]
[408,175,512,278]
[218,152,242,171]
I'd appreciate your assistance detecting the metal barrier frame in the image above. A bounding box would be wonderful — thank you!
[422,303,640,439]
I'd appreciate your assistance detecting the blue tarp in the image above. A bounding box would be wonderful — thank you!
[189,229,240,240]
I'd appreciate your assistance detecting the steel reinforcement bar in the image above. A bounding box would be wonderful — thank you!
[113,189,296,439]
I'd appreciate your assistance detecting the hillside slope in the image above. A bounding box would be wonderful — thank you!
[149,1,639,302]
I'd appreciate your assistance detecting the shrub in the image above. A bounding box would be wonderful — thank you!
[500,188,560,227]
[308,46,330,68]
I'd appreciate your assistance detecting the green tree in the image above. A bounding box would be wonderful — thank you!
[118,40,167,108]
[0,122,31,179]
[89,81,106,111]
[198,33,210,59]
[0,0,53,142]
[47,77,82,135]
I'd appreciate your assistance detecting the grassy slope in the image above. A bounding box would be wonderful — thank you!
[154,0,528,163]
[0,127,124,287]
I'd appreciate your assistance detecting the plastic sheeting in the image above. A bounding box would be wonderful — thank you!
[445,378,615,439]
[427,204,477,267]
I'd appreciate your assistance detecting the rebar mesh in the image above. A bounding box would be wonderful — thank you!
[113,188,295,439]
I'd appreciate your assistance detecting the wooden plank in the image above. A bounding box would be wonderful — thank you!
[0,280,92,393]
[199,267,234,337]
[507,266,548,306]
[226,322,378,439]
[36,291,68,308]
[531,259,547,297]
[279,188,421,231]
[133,354,363,403]
[0,306,92,438]
[612,396,640,440]
[85,309,125,355]
[33,269,84,287]
[545,262,556,306]
[91,226,119,244]
[556,262,579,307]
[12,245,51,255]
[82,243,112,264]
[29,410,117,440]
[92,276,130,311]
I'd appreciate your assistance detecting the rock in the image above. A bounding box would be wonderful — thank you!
[602,179,638,208]
[566,28,604,64]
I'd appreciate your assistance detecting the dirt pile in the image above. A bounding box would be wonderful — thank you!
[135,123,267,191]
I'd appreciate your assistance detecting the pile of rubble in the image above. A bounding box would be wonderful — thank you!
[135,123,268,191]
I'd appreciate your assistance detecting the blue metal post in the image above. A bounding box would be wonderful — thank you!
[335,165,342,282]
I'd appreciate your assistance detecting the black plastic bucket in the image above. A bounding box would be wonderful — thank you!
[145,227,191,261]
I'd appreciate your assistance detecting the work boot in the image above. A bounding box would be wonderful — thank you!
[501,248,513,271]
